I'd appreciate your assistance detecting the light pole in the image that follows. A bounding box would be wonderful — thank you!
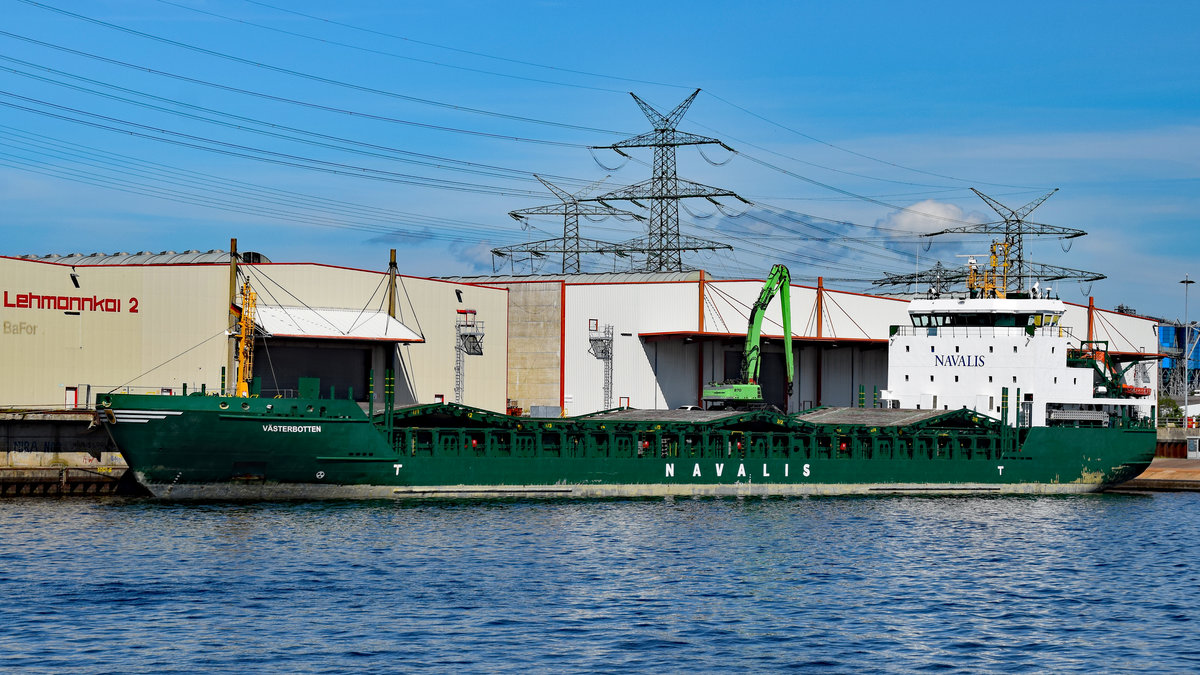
[1183,274,1195,428]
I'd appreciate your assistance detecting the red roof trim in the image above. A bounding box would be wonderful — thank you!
[638,330,886,344]
[265,333,425,343]
[0,256,510,291]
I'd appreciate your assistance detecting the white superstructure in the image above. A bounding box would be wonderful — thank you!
[881,296,1155,427]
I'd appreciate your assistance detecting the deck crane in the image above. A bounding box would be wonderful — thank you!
[702,264,793,410]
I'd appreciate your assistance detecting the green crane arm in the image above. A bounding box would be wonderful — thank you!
[742,264,794,395]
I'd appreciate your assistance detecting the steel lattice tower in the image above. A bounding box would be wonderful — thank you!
[872,189,1105,294]
[494,175,642,274]
[929,189,1091,294]
[589,89,742,272]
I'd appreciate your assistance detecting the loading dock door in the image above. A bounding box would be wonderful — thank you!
[253,342,372,401]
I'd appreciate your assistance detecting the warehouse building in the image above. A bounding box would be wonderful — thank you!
[454,272,1161,417]
[2,247,1161,419]
[0,246,509,411]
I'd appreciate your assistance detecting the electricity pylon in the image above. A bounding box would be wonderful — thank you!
[493,175,642,274]
[588,89,742,272]
[873,188,1103,293]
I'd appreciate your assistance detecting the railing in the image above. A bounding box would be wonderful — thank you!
[1158,417,1199,429]
[890,325,1075,339]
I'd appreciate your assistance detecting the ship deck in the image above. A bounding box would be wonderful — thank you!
[578,408,751,423]
[795,408,957,426]
[573,406,983,428]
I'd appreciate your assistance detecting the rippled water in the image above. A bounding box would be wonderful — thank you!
[2,494,1198,673]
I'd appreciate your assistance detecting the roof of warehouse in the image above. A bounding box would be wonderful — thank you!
[255,306,423,342]
[443,271,702,284]
[14,249,270,265]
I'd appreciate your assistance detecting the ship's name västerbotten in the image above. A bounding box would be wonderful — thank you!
[262,424,323,433]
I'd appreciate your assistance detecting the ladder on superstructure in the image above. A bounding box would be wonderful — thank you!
[589,322,614,409]
[455,309,485,404]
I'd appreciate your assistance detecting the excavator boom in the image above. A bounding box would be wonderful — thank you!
[702,264,793,409]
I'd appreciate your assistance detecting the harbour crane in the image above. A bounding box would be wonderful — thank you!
[702,264,793,410]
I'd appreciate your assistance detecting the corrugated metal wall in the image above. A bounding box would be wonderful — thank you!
[564,281,699,413]
[0,257,509,411]
[0,259,229,406]
[552,278,1159,416]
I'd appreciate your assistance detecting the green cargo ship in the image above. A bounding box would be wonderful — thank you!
[96,254,1158,499]
[98,392,1154,499]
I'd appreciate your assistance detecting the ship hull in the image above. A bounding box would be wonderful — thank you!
[100,394,1155,500]
[133,478,1124,501]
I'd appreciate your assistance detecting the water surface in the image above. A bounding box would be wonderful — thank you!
[1,494,1197,673]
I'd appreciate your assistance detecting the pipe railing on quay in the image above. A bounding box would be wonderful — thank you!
[1158,416,1200,429]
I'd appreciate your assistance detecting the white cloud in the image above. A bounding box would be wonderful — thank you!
[459,241,498,272]
[873,199,989,238]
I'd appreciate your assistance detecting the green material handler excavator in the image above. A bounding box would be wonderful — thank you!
[702,264,794,410]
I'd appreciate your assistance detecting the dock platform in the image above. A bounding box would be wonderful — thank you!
[1115,458,1200,492]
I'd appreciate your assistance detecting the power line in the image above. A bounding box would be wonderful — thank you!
[0,148,546,246]
[0,31,601,149]
[702,91,1049,191]
[734,151,982,226]
[15,0,628,136]
[0,125,526,232]
[227,0,1040,194]
[155,0,629,95]
[0,55,596,188]
[234,0,687,91]
[0,91,554,197]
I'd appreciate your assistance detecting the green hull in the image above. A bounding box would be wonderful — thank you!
[98,394,1156,500]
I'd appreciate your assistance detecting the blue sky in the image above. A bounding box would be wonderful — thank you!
[1,0,1197,319]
